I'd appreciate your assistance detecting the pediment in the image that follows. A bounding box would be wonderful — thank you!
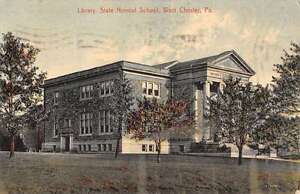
[210,55,253,75]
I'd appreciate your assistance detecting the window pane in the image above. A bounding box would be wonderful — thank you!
[100,83,105,95]
[149,144,153,152]
[153,83,158,90]
[100,111,104,133]
[105,111,109,132]
[142,82,147,94]
[89,113,92,133]
[142,144,147,152]
[153,83,159,96]
[110,81,113,94]
[110,113,113,132]
[54,92,59,103]
[148,83,153,95]
[105,82,110,94]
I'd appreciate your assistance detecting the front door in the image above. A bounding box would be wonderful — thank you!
[65,136,70,152]
[179,145,185,153]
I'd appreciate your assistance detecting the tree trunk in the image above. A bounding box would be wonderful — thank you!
[156,141,161,163]
[114,121,122,158]
[114,134,121,158]
[9,135,15,159]
[36,127,40,152]
[238,145,243,165]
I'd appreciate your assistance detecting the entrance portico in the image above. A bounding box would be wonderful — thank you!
[169,50,255,144]
[60,134,73,152]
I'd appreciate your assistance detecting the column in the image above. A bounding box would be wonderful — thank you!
[219,81,224,92]
[203,80,211,110]
[194,83,200,142]
[70,135,73,151]
[204,80,210,100]
[60,136,63,152]
[202,80,211,141]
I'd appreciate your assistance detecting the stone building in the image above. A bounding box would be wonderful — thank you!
[42,50,255,154]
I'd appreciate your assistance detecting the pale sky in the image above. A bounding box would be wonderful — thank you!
[0,0,299,84]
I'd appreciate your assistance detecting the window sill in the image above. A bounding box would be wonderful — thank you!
[79,134,93,136]
[99,94,112,98]
[142,94,160,98]
[79,97,93,101]
[99,132,114,135]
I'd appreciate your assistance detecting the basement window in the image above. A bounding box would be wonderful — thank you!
[149,144,154,152]
[142,144,147,152]
[108,144,112,152]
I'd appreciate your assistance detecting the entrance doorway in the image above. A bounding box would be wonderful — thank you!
[179,145,185,152]
[60,135,72,152]
[65,136,70,152]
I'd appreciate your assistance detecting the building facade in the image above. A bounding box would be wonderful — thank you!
[42,50,255,154]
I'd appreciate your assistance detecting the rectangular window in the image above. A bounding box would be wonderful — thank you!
[54,116,58,137]
[149,144,154,152]
[79,145,82,151]
[83,144,86,151]
[99,80,113,97]
[142,144,147,152]
[108,144,112,152]
[98,144,101,152]
[142,81,160,97]
[99,110,112,134]
[147,82,153,96]
[153,83,159,97]
[54,92,59,105]
[88,144,91,151]
[102,144,107,152]
[80,113,92,135]
[80,85,93,99]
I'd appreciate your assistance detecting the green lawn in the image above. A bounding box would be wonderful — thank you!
[0,152,299,194]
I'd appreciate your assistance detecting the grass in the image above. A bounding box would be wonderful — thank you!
[281,153,300,160]
[0,152,299,194]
